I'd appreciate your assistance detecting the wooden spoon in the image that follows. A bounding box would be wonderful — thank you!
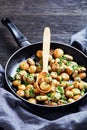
[36,27,51,93]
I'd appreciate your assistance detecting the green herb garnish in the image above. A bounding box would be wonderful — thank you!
[61,95,67,101]
[23,81,29,86]
[9,76,15,81]
[46,73,50,77]
[72,65,78,71]
[57,86,64,94]
[29,88,34,97]
[16,67,23,72]
[47,92,51,97]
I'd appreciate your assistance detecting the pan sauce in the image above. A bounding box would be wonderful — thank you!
[11,48,87,106]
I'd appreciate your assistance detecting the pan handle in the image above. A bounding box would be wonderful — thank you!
[1,18,31,47]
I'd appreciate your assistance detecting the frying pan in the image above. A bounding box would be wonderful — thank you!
[1,18,87,112]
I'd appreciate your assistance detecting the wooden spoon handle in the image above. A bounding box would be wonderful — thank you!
[43,27,51,72]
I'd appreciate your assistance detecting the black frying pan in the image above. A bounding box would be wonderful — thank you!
[1,18,87,112]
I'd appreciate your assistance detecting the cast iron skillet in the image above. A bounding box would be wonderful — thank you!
[1,18,87,112]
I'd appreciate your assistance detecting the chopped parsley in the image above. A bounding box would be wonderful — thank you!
[61,95,67,101]
[23,81,29,86]
[16,67,23,72]
[9,76,15,81]
[46,73,50,77]
[57,86,64,94]
[47,92,51,97]
[66,61,72,66]
[72,65,78,71]
[29,88,34,97]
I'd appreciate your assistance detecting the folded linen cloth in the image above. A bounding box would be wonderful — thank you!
[0,28,87,130]
[70,27,87,55]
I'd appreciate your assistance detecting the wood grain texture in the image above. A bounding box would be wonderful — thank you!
[0,0,87,67]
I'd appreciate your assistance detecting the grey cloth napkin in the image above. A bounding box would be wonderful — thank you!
[0,27,87,130]
[70,27,87,55]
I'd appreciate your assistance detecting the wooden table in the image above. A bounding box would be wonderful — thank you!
[0,0,87,68]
